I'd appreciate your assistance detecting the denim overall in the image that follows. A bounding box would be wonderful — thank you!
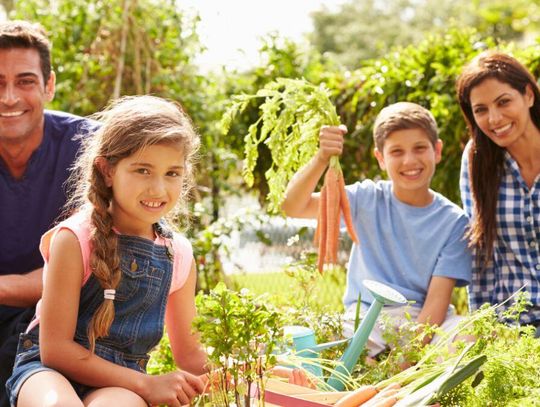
[6,230,174,406]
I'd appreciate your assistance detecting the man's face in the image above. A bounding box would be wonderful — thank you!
[0,47,55,145]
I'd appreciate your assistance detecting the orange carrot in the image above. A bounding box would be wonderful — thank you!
[362,384,400,407]
[324,167,341,265]
[334,385,378,407]
[316,184,328,273]
[315,162,361,273]
[339,174,359,244]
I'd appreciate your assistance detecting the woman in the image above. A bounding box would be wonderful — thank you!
[456,50,540,334]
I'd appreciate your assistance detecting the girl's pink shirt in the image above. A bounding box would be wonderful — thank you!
[27,210,193,332]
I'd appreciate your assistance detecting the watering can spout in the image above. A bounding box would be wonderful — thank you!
[326,280,407,391]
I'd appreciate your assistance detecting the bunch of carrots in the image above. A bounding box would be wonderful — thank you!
[314,157,359,273]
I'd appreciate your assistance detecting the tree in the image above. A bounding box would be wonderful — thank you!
[309,0,540,69]
[13,0,205,116]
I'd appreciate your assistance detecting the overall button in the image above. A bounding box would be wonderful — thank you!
[22,339,33,350]
[530,241,537,248]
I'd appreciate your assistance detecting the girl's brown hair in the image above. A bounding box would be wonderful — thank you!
[67,95,200,351]
[456,51,540,267]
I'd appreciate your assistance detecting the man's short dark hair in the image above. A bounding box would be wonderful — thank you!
[0,20,52,84]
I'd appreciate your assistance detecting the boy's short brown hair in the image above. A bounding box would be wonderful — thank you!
[373,102,438,150]
[0,20,52,83]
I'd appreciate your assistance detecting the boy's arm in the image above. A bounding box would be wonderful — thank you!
[416,276,456,344]
[281,125,346,218]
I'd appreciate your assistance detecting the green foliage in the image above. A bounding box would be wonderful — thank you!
[309,0,540,68]
[13,0,204,116]
[219,37,343,203]
[230,262,346,312]
[193,283,285,406]
[351,292,540,406]
[146,333,175,375]
[220,78,340,212]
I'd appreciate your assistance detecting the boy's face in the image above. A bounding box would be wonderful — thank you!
[374,128,442,205]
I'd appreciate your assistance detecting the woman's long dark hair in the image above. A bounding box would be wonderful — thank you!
[456,51,540,268]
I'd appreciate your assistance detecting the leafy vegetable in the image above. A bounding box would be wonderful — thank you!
[220,78,340,213]
[193,283,285,406]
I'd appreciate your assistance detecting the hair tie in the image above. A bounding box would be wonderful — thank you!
[104,289,116,300]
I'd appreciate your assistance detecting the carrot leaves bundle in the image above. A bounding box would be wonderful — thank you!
[220,78,340,212]
[220,78,358,272]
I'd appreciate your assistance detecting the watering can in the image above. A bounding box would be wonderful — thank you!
[284,279,407,391]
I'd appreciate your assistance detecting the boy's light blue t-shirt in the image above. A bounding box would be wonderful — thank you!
[342,180,472,310]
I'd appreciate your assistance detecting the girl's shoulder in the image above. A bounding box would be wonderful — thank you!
[169,231,194,293]
[170,231,193,256]
[41,210,92,257]
[40,210,93,284]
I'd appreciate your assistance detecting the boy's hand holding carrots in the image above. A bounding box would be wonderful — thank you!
[317,125,347,164]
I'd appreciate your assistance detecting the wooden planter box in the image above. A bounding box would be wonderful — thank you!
[263,379,349,406]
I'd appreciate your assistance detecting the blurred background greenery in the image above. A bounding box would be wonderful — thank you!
[3,0,538,318]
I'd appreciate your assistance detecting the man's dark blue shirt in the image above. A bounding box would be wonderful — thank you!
[0,110,95,321]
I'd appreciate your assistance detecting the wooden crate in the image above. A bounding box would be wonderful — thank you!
[263,379,349,406]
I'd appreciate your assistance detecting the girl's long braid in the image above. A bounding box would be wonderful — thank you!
[86,165,122,352]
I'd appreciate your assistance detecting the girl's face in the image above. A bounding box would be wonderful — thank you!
[101,143,185,238]
[469,78,535,149]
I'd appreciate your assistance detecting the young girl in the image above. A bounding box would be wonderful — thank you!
[6,95,208,406]
[456,51,540,334]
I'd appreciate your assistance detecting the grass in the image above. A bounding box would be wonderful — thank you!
[229,269,469,315]
[228,266,347,312]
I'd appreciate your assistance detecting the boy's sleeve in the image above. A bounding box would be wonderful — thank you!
[459,142,495,310]
[432,216,472,287]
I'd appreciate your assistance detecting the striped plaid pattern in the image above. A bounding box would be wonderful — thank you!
[460,145,540,324]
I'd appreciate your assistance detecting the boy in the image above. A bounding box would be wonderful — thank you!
[281,102,471,357]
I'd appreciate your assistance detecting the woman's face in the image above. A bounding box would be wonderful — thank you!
[469,78,535,149]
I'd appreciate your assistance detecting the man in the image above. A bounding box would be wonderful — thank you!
[0,20,94,406]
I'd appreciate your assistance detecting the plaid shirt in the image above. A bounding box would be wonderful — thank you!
[460,142,540,324]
